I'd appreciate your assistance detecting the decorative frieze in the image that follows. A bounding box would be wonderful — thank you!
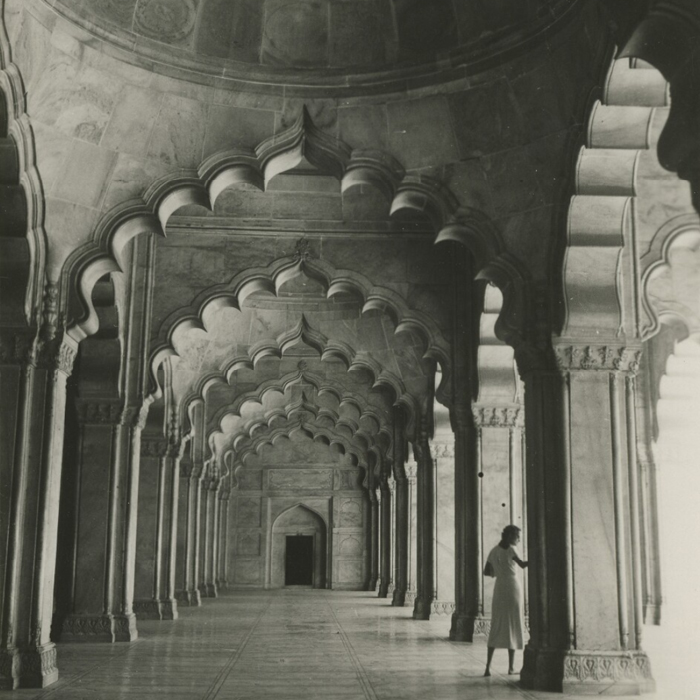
[562,651,653,686]
[554,345,642,373]
[473,405,524,428]
[430,600,456,616]
[75,401,123,425]
[429,442,454,459]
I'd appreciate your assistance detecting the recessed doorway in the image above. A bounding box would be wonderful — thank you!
[285,535,314,586]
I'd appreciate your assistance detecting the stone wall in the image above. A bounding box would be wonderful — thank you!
[228,434,369,589]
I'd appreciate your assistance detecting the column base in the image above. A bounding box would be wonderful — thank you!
[391,588,406,607]
[643,603,661,626]
[430,600,456,616]
[205,583,218,598]
[387,582,395,596]
[405,588,416,604]
[176,588,202,606]
[58,613,137,643]
[412,596,432,620]
[449,613,489,641]
[378,581,390,598]
[521,646,655,694]
[133,599,179,620]
[368,577,378,591]
[0,643,59,690]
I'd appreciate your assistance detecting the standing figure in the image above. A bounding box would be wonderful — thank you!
[483,524,528,677]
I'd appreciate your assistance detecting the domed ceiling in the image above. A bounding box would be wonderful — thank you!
[50,0,580,89]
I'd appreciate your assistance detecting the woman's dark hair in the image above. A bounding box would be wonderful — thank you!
[501,525,521,543]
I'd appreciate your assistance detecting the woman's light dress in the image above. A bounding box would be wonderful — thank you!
[486,544,525,649]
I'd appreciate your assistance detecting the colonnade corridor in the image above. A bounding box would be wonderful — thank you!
[0,590,690,700]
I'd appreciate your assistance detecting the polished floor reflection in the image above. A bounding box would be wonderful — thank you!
[3,590,689,699]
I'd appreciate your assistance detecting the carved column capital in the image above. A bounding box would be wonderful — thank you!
[405,462,418,483]
[75,400,124,426]
[472,404,524,429]
[554,344,642,374]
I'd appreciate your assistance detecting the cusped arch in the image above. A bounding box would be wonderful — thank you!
[272,502,327,532]
[151,255,451,381]
[640,214,700,340]
[61,107,501,355]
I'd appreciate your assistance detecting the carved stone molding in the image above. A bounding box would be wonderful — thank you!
[120,403,151,430]
[75,401,123,425]
[0,644,58,688]
[140,438,169,459]
[405,463,417,482]
[562,651,654,687]
[430,442,455,459]
[473,405,524,429]
[430,600,456,616]
[0,331,78,376]
[554,345,642,373]
[58,613,137,643]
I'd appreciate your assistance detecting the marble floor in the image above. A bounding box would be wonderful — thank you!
[2,590,691,699]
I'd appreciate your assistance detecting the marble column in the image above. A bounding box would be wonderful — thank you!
[391,473,408,606]
[217,486,231,590]
[368,489,379,591]
[175,452,202,606]
[378,479,392,598]
[431,441,456,618]
[465,405,527,638]
[387,479,397,598]
[449,406,485,641]
[519,345,654,695]
[199,475,219,599]
[207,480,221,597]
[133,435,182,620]
[0,331,77,689]
[57,398,145,643]
[405,459,418,605]
[412,426,435,620]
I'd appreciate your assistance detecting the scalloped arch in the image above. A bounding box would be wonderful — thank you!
[640,214,700,340]
[61,106,500,351]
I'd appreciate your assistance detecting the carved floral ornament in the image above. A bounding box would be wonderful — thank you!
[429,442,455,459]
[75,401,123,426]
[562,652,652,684]
[554,345,642,374]
[473,405,524,429]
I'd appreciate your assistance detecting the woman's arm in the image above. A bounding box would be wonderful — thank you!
[512,554,528,569]
[483,560,494,577]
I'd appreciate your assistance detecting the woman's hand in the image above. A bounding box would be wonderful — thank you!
[513,554,528,569]
[483,561,495,577]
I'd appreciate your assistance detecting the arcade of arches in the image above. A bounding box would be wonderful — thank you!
[1,0,700,697]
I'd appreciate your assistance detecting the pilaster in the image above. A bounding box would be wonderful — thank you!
[405,461,418,605]
[430,441,455,619]
[0,331,77,688]
[412,425,434,621]
[519,343,654,695]
[368,489,379,592]
[378,478,392,598]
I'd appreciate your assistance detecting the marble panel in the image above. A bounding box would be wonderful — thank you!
[261,0,329,68]
[334,470,361,491]
[146,93,208,169]
[237,497,262,526]
[238,470,263,491]
[202,104,276,158]
[339,499,362,528]
[338,536,362,557]
[337,103,389,151]
[386,95,460,169]
[337,559,363,583]
[194,0,263,62]
[271,192,343,220]
[101,151,171,213]
[100,85,163,155]
[268,469,334,491]
[32,121,74,196]
[483,146,546,216]
[52,139,117,208]
[329,1,389,68]
[237,530,261,556]
[233,559,262,584]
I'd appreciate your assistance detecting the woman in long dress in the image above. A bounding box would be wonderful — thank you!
[483,524,528,677]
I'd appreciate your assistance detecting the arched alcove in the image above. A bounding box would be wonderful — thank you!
[270,505,327,589]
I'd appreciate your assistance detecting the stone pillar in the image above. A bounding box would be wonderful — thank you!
[57,399,145,642]
[217,486,231,591]
[412,425,435,620]
[175,452,201,606]
[449,405,485,641]
[519,345,654,694]
[0,331,77,688]
[207,479,221,597]
[387,479,396,598]
[431,440,456,618]
[200,475,219,598]
[378,479,392,598]
[198,473,211,599]
[133,435,182,620]
[391,473,408,607]
[368,489,379,591]
[466,405,527,638]
[405,459,418,605]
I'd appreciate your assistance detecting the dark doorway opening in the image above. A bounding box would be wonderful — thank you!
[285,535,314,586]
